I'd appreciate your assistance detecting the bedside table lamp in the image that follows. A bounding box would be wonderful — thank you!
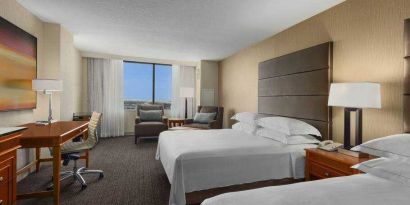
[328,83,381,149]
[32,79,63,123]
[180,87,194,119]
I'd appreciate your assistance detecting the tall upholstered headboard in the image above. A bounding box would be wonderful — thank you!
[258,42,333,140]
[403,19,410,132]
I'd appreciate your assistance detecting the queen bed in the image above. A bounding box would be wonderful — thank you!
[156,42,333,205]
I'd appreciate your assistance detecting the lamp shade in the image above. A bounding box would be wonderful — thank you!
[180,87,194,98]
[328,82,381,109]
[32,79,63,91]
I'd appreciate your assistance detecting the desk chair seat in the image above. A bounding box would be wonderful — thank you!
[48,112,103,190]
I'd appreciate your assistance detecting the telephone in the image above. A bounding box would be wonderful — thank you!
[318,140,343,152]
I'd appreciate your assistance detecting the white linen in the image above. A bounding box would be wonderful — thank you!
[256,127,288,143]
[351,133,410,159]
[232,122,259,135]
[230,112,262,125]
[353,157,410,185]
[202,174,410,205]
[155,129,316,205]
[257,116,322,137]
[286,135,321,145]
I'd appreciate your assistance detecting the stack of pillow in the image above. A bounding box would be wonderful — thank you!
[351,134,410,184]
[231,112,322,145]
[230,112,261,135]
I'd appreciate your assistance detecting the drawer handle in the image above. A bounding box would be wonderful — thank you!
[0,199,3,205]
[324,172,329,177]
[0,176,3,182]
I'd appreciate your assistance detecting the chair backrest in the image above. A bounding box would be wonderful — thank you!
[137,104,164,116]
[87,111,102,146]
[197,106,224,127]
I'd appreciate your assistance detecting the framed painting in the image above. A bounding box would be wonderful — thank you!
[0,16,37,111]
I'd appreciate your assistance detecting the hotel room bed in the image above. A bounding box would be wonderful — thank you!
[201,174,410,205]
[156,129,317,205]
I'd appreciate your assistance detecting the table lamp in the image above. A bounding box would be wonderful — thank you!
[32,79,63,123]
[328,82,381,149]
[180,87,194,119]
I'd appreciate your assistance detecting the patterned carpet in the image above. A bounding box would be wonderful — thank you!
[17,136,170,205]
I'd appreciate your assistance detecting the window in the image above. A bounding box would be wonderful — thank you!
[123,61,172,110]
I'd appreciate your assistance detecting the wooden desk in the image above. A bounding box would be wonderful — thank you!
[0,128,26,205]
[17,121,89,205]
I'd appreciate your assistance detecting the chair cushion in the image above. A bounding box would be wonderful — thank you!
[140,110,162,122]
[193,112,216,124]
[135,122,168,136]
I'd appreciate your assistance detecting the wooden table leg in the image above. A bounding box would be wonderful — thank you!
[52,145,61,205]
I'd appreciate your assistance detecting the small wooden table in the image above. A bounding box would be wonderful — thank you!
[168,118,186,128]
[305,148,371,181]
[17,121,89,205]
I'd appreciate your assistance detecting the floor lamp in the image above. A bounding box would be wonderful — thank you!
[32,79,63,123]
[328,82,381,149]
[180,87,194,119]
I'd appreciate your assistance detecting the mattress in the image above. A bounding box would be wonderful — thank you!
[155,129,317,205]
[202,174,410,205]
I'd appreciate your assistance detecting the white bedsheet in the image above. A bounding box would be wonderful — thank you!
[202,174,410,205]
[155,129,316,205]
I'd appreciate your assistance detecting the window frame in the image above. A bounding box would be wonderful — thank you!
[123,60,172,104]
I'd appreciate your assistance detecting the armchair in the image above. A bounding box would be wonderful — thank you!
[183,106,224,129]
[134,104,168,144]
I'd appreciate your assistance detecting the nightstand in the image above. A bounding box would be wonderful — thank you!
[305,148,371,181]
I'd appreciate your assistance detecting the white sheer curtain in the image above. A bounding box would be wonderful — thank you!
[171,65,196,118]
[87,58,125,137]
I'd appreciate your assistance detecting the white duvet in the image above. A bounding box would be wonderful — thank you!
[202,174,410,205]
[155,129,317,205]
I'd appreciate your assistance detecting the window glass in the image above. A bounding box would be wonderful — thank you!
[154,64,172,109]
[123,62,153,109]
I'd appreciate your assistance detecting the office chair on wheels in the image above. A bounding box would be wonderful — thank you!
[47,112,103,190]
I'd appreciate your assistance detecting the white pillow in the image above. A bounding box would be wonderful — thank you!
[257,117,322,137]
[256,128,319,145]
[232,122,258,135]
[286,135,321,145]
[352,157,410,185]
[230,112,262,125]
[351,134,410,159]
[256,128,288,144]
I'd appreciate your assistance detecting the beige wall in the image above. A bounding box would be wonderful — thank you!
[0,0,82,178]
[219,0,410,143]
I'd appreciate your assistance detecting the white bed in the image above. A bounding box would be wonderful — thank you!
[201,173,410,205]
[155,129,317,205]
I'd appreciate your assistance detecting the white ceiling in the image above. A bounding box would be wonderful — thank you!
[18,0,343,62]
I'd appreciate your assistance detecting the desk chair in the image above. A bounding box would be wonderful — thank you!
[48,112,103,190]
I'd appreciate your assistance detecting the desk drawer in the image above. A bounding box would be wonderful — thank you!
[309,161,345,178]
[0,158,12,205]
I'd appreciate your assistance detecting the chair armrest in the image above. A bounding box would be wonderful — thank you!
[208,120,219,129]
[135,116,141,124]
[184,119,193,124]
[162,117,169,125]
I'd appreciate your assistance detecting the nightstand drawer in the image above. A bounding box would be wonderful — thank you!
[308,150,353,174]
[309,161,344,178]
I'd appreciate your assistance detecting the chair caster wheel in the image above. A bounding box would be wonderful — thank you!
[81,185,87,190]
[99,173,104,179]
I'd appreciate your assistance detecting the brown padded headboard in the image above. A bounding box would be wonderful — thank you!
[258,42,333,140]
[404,19,410,132]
